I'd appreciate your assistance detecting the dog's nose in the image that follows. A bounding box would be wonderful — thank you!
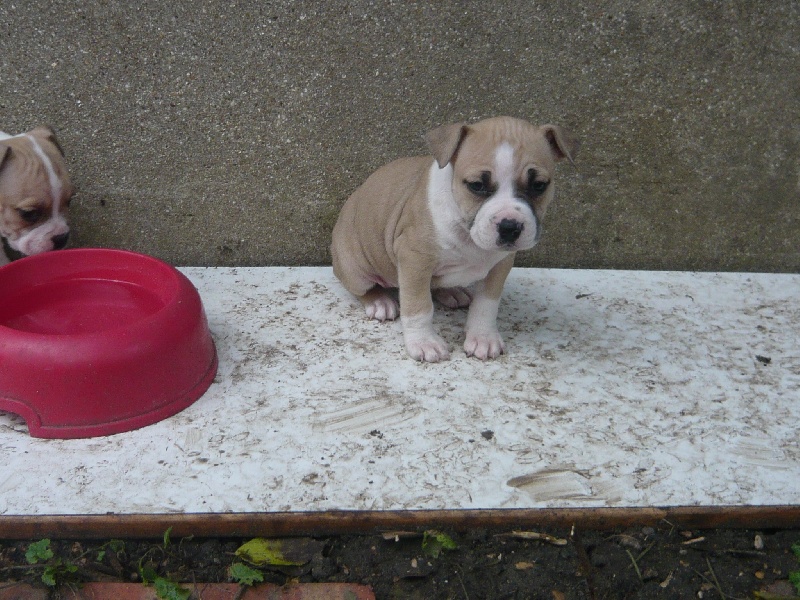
[497,219,524,244]
[52,232,70,250]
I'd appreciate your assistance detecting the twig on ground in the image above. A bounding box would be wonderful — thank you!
[682,536,706,545]
[706,557,729,600]
[455,568,470,600]
[625,549,643,582]
[636,542,656,563]
[498,531,568,546]
[689,559,746,600]
[660,518,677,535]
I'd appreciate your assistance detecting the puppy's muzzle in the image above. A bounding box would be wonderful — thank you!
[52,232,70,250]
[497,218,524,245]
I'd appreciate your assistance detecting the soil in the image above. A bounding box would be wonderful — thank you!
[1,525,799,599]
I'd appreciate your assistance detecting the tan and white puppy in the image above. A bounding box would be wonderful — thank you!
[0,126,73,266]
[331,116,578,362]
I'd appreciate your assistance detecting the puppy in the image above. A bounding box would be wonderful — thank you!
[331,116,578,362]
[0,126,73,265]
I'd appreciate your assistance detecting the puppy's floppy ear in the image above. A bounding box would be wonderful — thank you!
[0,144,10,172]
[31,125,65,157]
[541,124,579,165]
[425,122,467,168]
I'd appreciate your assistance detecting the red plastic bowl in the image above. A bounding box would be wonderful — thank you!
[0,249,218,439]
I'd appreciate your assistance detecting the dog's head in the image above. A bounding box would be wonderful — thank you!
[0,126,73,258]
[426,116,578,252]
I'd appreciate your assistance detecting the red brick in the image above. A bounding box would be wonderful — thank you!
[69,582,375,600]
[0,582,49,600]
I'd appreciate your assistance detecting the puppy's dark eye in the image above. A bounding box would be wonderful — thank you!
[527,169,549,195]
[530,180,549,193]
[465,172,493,197]
[466,180,488,194]
[18,208,42,224]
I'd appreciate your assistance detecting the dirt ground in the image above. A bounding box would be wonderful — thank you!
[1,525,799,599]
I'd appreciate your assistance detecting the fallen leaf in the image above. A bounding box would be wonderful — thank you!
[235,538,323,567]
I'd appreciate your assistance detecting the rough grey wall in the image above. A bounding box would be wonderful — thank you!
[1,1,797,271]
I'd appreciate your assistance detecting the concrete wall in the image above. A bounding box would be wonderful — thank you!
[1,1,797,271]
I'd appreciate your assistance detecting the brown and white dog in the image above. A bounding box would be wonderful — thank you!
[0,126,73,266]
[331,116,578,362]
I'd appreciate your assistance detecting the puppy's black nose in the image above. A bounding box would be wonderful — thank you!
[52,232,70,249]
[497,219,524,244]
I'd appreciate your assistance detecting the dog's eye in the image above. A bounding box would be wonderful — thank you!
[18,208,42,224]
[466,180,487,194]
[527,169,549,195]
[465,173,493,197]
[530,180,549,194]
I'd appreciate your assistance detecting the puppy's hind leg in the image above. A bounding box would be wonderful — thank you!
[433,287,473,309]
[357,286,399,321]
[332,245,399,321]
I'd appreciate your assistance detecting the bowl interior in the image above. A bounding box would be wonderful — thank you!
[0,278,166,335]
[0,250,179,336]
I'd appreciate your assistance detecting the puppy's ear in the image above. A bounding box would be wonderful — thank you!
[0,144,10,172]
[425,122,467,168]
[32,125,65,157]
[542,124,579,165]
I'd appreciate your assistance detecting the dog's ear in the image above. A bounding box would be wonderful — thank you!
[541,125,579,165]
[425,122,467,168]
[0,144,10,172]
[32,125,65,157]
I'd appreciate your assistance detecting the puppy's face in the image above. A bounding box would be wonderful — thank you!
[0,127,73,257]
[427,117,577,252]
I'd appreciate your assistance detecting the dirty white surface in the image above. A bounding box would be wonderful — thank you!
[1,267,799,516]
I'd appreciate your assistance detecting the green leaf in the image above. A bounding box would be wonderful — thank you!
[26,539,53,564]
[153,577,191,600]
[139,563,159,585]
[229,562,264,586]
[41,566,58,587]
[40,560,77,587]
[163,527,173,549]
[790,570,800,594]
[792,542,800,560]
[422,530,458,559]
[235,538,306,566]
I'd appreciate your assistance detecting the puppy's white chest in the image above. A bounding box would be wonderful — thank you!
[433,248,506,288]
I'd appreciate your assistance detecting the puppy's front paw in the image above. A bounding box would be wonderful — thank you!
[405,332,450,363]
[433,287,473,309]
[362,293,399,321]
[464,330,505,360]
